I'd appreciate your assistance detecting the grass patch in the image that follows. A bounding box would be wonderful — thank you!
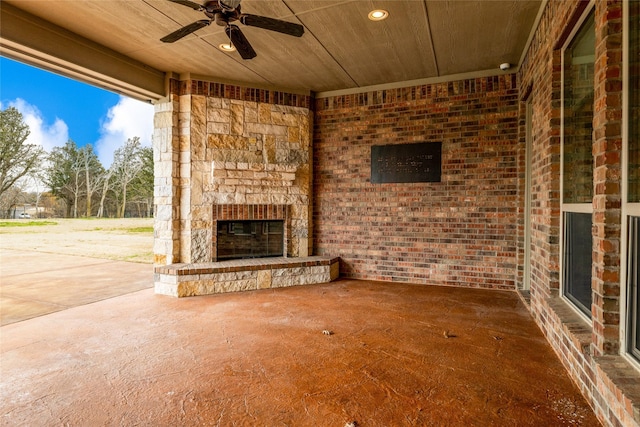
[126,226,154,233]
[0,220,57,228]
[81,226,153,233]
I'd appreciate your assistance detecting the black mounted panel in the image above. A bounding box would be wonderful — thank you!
[371,142,442,184]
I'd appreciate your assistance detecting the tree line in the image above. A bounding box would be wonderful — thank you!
[0,106,153,219]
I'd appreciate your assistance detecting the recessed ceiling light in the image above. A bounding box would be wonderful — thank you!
[368,9,389,21]
[219,43,236,52]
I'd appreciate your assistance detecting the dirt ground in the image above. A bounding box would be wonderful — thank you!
[0,218,153,263]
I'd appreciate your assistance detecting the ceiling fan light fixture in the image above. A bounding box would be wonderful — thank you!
[219,42,236,52]
[368,9,389,21]
[218,0,241,12]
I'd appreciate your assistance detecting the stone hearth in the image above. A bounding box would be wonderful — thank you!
[155,256,339,297]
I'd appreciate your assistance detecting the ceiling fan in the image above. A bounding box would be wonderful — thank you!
[160,0,304,60]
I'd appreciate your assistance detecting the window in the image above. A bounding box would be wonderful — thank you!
[629,1,640,203]
[563,12,595,205]
[564,212,593,315]
[629,217,640,360]
[626,0,640,362]
[561,10,595,318]
[217,220,284,260]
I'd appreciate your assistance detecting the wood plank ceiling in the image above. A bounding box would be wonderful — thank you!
[1,0,542,94]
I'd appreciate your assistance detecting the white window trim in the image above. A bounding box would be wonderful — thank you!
[523,101,533,291]
[620,0,640,372]
[559,2,595,325]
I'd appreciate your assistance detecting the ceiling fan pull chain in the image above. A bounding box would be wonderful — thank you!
[227,24,233,49]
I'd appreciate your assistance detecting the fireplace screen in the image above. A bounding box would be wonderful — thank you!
[216,220,284,260]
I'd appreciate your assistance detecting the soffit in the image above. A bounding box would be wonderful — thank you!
[1,0,542,96]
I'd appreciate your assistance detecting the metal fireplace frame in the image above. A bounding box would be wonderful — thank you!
[211,204,289,262]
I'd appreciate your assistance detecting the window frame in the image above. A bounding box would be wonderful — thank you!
[625,217,640,362]
[523,100,533,292]
[559,5,596,323]
[621,0,640,371]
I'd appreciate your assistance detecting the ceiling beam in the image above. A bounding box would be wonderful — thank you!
[0,2,166,102]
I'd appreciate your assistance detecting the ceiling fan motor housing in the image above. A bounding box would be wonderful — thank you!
[214,12,228,26]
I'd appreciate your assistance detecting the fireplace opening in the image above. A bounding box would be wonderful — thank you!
[216,220,284,261]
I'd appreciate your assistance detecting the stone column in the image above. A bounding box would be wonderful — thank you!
[153,93,181,265]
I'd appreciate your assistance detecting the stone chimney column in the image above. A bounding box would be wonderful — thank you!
[153,91,181,265]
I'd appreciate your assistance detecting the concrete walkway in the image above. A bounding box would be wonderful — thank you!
[0,275,601,426]
[0,248,152,325]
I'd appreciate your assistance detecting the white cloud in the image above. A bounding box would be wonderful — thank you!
[2,98,69,153]
[96,96,154,167]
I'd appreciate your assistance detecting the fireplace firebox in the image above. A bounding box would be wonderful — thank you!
[216,220,284,261]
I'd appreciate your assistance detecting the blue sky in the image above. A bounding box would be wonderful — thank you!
[0,57,154,166]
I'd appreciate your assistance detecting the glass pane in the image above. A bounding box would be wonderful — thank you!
[564,212,593,317]
[217,220,283,260]
[629,217,640,359]
[630,1,640,202]
[563,12,595,204]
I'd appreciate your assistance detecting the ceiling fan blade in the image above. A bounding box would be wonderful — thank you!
[161,20,210,43]
[166,0,203,11]
[225,24,257,59]
[240,14,304,37]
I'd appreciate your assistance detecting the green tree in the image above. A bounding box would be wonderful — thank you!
[0,107,45,199]
[111,137,144,218]
[96,167,114,218]
[46,140,83,217]
[78,144,104,216]
[0,183,24,218]
[128,146,154,217]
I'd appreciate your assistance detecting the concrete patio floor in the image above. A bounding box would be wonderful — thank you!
[1,270,601,426]
[0,248,152,326]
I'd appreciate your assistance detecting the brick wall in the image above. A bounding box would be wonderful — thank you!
[592,0,623,358]
[313,76,520,289]
[518,0,639,426]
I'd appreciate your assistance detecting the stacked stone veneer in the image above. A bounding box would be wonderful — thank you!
[153,79,335,297]
[154,79,313,265]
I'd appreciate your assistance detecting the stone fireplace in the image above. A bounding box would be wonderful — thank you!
[153,78,338,297]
